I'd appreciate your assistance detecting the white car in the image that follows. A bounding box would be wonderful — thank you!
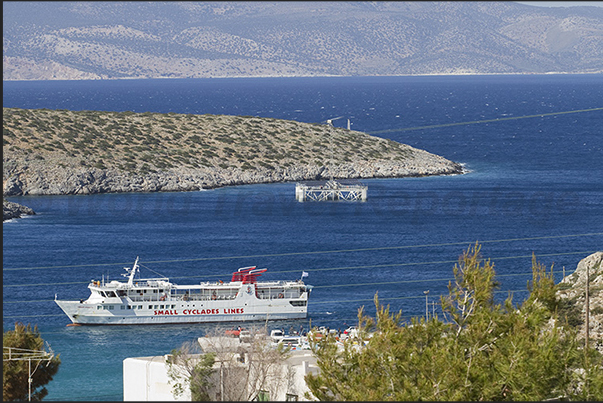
[270,329,285,343]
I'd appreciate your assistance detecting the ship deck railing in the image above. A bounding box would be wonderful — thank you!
[127,291,304,303]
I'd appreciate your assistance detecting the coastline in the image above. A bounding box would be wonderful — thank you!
[2,159,465,197]
[2,163,465,221]
[3,71,602,82]
[2,159,465,221]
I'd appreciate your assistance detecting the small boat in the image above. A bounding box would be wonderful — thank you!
[55,257,312,325]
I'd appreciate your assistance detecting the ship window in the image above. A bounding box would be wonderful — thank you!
[143,290,147,293]
[160,305,164,309]
[138,305,142,309]
[97,306,102,310]
[153,289,158,293]
[148,305,153,310]
[289,301,307,307]
[107,291,117,298]
[154,305,158,309]
[127,305,132,309]
[120,306,125,310]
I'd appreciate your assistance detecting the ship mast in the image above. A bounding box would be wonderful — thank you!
[126,257,140,287]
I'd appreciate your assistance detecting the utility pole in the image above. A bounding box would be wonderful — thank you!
[585,264,590,398]
[3,346,54,401]
[586,265,590,352]
[424,290,430,320]
[220,365,224,401]
[327,120,333,180]
[29,358,32,401]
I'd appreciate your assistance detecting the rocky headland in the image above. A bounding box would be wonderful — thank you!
[3,108,464,198]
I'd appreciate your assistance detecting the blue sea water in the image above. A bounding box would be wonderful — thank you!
[3,75,603,401]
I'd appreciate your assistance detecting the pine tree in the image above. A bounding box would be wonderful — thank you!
[305,243,603,401]
[3,323,61,401]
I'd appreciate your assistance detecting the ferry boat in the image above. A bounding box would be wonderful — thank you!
[54,257,312,325]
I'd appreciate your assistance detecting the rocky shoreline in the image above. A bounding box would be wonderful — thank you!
[3,199,35,221]
[3,156,464,197]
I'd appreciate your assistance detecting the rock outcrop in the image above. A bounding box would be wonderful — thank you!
[3,200,35,221]
[557,251,603,353]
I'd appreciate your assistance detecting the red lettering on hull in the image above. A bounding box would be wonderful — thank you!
[153,310,178,315]
[161,308,246,316]
[222,308,244,314]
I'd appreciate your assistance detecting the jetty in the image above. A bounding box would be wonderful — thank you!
[295,180,367,202]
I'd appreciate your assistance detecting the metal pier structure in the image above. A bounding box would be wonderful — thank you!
[295,180,367,202]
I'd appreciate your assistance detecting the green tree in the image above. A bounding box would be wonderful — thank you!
[169,328,295,401]
[166,340,215,401]
[3,323,61,401]
[305,243,603,401]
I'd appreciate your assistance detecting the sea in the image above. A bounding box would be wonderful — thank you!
[3,74,603,401]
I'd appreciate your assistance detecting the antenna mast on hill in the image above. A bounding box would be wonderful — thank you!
[294,115,366,202]
[325,116,344,180]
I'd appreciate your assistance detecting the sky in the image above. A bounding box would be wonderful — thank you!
[516,1,603,7]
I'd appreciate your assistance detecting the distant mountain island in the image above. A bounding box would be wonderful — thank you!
[3,1,603,80]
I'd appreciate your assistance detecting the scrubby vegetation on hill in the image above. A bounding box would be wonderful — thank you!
[3,107,463,196]
[3,107,414,176]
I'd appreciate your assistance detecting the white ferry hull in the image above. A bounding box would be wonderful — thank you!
[55,298,307,325]
[55,260,311,326]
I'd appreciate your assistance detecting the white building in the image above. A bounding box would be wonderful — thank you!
[124,355,190,401]
[123,335,319,401]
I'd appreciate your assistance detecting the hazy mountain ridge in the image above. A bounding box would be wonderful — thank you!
[3,1,603,80]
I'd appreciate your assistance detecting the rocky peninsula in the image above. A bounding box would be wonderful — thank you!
[3,108,463,198]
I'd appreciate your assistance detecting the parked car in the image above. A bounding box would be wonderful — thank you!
[279,336,302,350]
[270,329,285,343]
[239,330,252,343]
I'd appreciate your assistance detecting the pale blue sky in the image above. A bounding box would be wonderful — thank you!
[516,1,603,7]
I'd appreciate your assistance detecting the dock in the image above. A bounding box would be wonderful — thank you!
[295,180,367,202]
